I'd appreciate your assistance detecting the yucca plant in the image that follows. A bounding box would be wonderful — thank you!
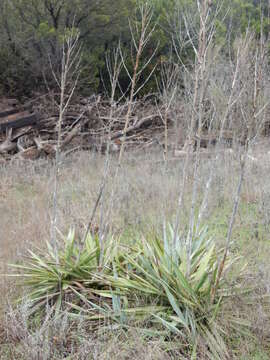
[9,224,245,357]
[9,229,118,313]
[106,225,241,358]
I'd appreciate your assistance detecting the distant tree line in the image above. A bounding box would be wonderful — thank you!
[0,0,269,98]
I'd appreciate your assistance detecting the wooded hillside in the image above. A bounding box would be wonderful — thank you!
[0,0,268,97]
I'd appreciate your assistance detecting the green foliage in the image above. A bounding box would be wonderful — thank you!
[0,0,268,96]
[0,0,136,95]
[107,226,240,357]
[37,22,56,39]
[10,229,118,312]
[9,224,246,358]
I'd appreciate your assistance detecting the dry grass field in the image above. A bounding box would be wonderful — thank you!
[0,144,270,359]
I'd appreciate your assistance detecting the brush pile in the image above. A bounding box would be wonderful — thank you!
[0,95,165,161]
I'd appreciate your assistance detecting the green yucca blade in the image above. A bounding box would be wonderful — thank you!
[66,227,75,247]
[46,241,58,260]
[210,297,222,323]
[27,250,54,269]
[25,278,58,286]
[169,314,193,338]
[55,294,62,313]
[103,237,117,264]
[153,314,186,337]
[85,233,101,264]
[8,263,53,272]
[145,236,163,259]
[91,289,113,298]
[112,293,124,320]
[69,287,108,314]
[111,275,160,295]
[68,288,123,324]
[27,290,61,303]
[162,284,188,329]
[191,227,209,255]
[122,305,168,314]
[121,254,163,290]
[12,260,56,274]
[170,262,199,307]
[163,221,170,257]
[185,308,197,339]
[136,254,161,280]
[128,272,163,294]
[192,244,215,285]
[194,271,210,294]
[191,340,198,360]
[66,303,110,321]
[168,223,182,253]
[200,324,229,360]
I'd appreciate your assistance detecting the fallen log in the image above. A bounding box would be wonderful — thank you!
[0,108,20,118]
[0,129,16,153]
[110,114,159,141]
[0,113,37,133]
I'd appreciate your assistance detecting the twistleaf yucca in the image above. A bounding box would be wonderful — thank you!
[9,229,117,311]
[9,224,244,358]
[106,225,239,357]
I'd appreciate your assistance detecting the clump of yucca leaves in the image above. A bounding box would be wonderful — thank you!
[10,229,120,316]
[10,225,244,358]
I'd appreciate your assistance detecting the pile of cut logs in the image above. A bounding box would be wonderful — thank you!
[0,98,39,160]
[0,96,165,161]
[2,95,261,163]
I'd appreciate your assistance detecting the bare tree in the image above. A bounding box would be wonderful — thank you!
[118,1,158,164]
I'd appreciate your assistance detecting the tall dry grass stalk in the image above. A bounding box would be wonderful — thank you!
[156,61,179,163]
[172,0,219,273]
[50,29,81,257]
